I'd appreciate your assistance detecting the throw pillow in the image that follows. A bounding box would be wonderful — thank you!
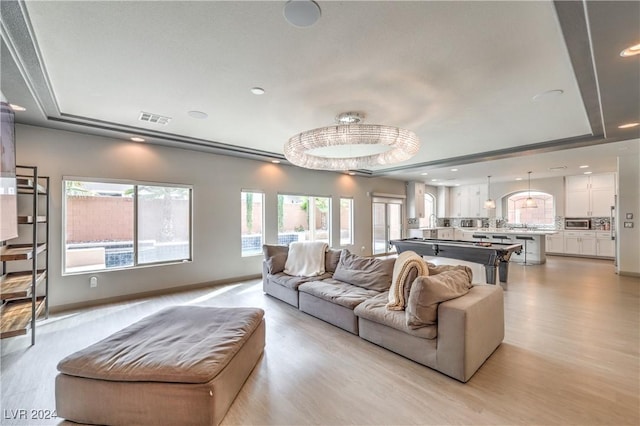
[405,270,473,329]
[333,250,395,292]
[324,249,342,273]
[262,245,289,274]
[426,263,473,283]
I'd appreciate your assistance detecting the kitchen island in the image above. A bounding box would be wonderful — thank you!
[458,229,557,265]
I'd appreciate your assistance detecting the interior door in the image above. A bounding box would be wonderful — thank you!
[372,198,404,255]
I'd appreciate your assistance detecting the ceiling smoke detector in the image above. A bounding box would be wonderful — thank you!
[139,111,172,125]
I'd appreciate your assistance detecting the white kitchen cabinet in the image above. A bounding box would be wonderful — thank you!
[565,173,615,217]
[437,228,454,239]
[454,228,465,240]
[564,231,597,256]
[407,181,425,219]
[545,232,564,253]
[596,232,615,257]
[449,184,488,217]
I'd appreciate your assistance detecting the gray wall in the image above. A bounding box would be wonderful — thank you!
[15,124,405,308]
[617,151,640,276]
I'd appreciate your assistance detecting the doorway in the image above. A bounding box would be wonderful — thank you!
[372,197,403,255]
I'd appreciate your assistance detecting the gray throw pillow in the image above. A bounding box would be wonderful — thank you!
[406,270,473,329]
[333,249,394,291]
[426,263,473,282]
[262,245,289,274]
[324,249,342,273]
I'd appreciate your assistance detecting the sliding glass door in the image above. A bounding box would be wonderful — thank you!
[372,198,403,255]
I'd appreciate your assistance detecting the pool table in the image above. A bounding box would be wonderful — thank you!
[390,238,523,284]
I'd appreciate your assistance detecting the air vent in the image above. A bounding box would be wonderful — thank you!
[139,111,171,125]
[548,166,567,171]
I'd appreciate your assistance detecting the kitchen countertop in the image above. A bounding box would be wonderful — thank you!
[462,228,558,235]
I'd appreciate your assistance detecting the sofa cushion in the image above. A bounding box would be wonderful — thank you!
[406,270,473,329]
[354,292,437,339]
[298,278,380,310]
[332,250,395,292]
[263,245,289,274]
[325,249,342,273]
[426,262,473,282]
[269,272,332,290]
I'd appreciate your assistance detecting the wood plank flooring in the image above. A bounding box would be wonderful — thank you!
[1,256,638,425]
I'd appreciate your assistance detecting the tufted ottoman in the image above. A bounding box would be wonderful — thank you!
[55,306,265,426]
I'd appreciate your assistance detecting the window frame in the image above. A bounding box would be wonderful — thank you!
[340,197,354,246]
[240,190,265,257]
[62,176,193,275]
[277,192,332,246]
[506,190,555,226]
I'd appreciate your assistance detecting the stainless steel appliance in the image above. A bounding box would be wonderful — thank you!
[565,218,590,230]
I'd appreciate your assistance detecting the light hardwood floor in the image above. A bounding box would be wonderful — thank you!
[1,256,638,425]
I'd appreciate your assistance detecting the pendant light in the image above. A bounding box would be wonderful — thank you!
[523,171,538,208]
[484,175,496,209]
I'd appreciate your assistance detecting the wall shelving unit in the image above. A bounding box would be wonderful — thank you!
[0,165,49,345]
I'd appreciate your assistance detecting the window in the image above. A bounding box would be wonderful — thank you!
[63,179,192,274]
[277,194,331,245]
[241,191,264,257]
[340,198,354,245]
[424,193,435,223]
[507,191,554,226]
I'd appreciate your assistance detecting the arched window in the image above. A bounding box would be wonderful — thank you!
[424,193,436,223]
[507,191,554,225]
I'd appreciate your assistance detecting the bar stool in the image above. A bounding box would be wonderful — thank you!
[491,235,509,243]
[515,235,535,265]
[472,234,486,242]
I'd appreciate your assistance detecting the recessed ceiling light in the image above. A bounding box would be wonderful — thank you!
[450,168,458,172]
[584,171,593,175]
[250,87,265,95]
[348,172,356,176]
[454,184,460,186]
[271,160,281,164]
[420,172,428,176]
[431,179,438,182]
[187,110,208,119]
[283,0,321,28]
[618,122,639,129]
[532,89,564,101]
[579,165,589,169]
[516,177,523,181]
[620,43,640,57]
[130,137,145,142]
[9,103,26,111]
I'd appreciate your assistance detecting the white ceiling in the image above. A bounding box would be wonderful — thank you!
[1,0,639,184]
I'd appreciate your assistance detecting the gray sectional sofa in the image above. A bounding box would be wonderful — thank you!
[262,245,504,382]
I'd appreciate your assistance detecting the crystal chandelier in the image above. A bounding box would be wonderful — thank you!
[284,112,420,170]
[522,171,538,208]
[484,175,496,209]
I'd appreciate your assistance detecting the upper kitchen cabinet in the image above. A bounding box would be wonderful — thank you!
[565,173,616,217]
[407,181,425,219]
[450,184,488,217]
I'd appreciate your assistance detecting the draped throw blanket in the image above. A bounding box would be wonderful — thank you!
[387,250,428,311]
[284,241,328,277]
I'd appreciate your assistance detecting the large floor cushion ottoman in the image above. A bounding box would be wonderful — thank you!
[56,306,265,426]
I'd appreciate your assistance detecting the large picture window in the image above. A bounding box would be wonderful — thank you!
[277,194,331,245]
[63,178,192,274]
[241,191,264,257]
[340,198,354,245]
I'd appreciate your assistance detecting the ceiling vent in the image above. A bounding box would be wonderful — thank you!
[548,166,568,171]
[139,111,171,125]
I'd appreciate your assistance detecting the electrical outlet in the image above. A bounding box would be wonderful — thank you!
[90,276,98,288]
